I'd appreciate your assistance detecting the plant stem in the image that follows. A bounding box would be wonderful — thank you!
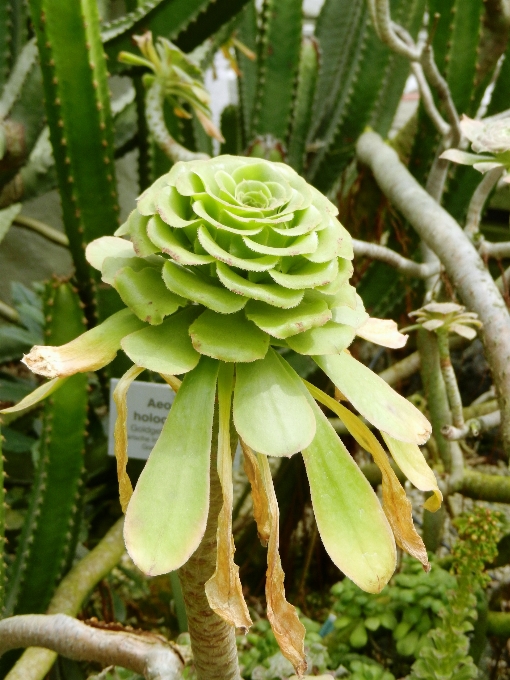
[436,329,465,430]
[5,518,125,680]
[178,418,241,680]
[0,614,183,680]
[357,131,510,457]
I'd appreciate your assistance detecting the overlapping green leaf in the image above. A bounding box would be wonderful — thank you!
[124,357,219,575]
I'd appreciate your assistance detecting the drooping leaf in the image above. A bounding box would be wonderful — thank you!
[356,318,408,349]
[381,434,442,512]
[113,365,144,512]
[301,397,396,593]
[234,348,316,456]
[189,310,269,362]
[258,453,307,675]
[124,357,219,575]
[306,383,429,571]
[241,440,270,546]
[0,203,22,247]
[22,309,145,378]
[121,307,201,375]
[114,266,186,324]
[205,363,252,631]
[315,352,431,445]
[0,377,68,416]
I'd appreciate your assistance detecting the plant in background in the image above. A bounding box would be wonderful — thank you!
[410,506,504,680]
[327,556,456,666]
[119,31,224,148]
[441,115,510,181]
[3,155,442,676]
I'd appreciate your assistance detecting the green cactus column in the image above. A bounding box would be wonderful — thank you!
[28,0,119,324]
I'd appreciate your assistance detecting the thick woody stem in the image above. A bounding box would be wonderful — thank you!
[357,131,510,456]
[436,330,465,430]
[443,410,501,440]
[5,519,126,680]
[0,615,183,680]
[352,239,439,278]
[178,420,241,680]
[465,168,504,239]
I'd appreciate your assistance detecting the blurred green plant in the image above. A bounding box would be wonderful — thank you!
[410,506,504,680]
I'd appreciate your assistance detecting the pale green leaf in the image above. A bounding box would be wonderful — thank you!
[0,376,68,415]
[147,214,214,265]
[22,309,145,378]
[269,258,339,289]
[85,236,136,271]
[216,262,304,309]
[315,352,431,445]
[122,307,201,374]
[114,266,186,324]
[198,225,279,272]
[124,357,219,575]
[381,433,442,512]
[234,348,316,456]
[189,310,269,362]
[286,321,355,355]
[128,209,160,256]
[0,203,22,246]
[301,396,396,593]
[242,231,318,257]
[245,299,331,338]
[163,261,248,314]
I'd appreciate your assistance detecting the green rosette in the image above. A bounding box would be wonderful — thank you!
[99,154,361,361]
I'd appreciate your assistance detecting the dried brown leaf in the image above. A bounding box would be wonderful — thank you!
[205,364,252,632]
[113,365,144,512]
[330,401,429,572]
[241,439,270,546]
[258,454,307,676]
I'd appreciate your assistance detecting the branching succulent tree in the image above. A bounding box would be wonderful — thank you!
[3,155,442,678]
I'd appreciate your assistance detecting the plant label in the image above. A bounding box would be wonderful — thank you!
[108,379,175,460]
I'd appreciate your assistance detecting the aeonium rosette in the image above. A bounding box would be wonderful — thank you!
[2,156,441,675]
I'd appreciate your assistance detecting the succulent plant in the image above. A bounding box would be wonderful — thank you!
[119,32,223,143]
[408,302,482,340]
[440,115,510,180]
[4,156,441,674]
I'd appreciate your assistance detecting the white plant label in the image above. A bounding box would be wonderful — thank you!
[108,379,175,460]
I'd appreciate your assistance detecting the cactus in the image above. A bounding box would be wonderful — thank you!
[220,104,243,156]
[103,0,252,73]
[287,38,319,174]
[28,0,119,324]
[0,422,5,617]
[3,281,87,619]
[0,38,45,191]
[235,0,258,146]
[0,0,29,89]
[409,0,486,199]
[252,0,302,144]
[308,0,425,194]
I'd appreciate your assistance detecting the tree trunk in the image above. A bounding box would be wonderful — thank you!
[178,426,241,680]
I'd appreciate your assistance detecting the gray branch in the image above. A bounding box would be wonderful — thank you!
[479,239,510,259]
[356,130,510,453]
[442,410,501,440]
[465,168,505,238]
[0,614,183,680]
[352,239,440,278]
